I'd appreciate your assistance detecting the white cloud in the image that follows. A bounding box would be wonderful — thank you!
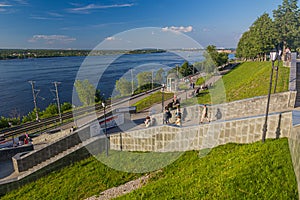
[105,36,116,41]
[47,12,64,17]
[0,3,12,7]
[28,35,76,44]
[162,26,193,33]
[68,3,134,14]
[13,0,28,5]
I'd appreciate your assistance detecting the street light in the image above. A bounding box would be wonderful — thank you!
[161,84,165,113]
[102,102,109,156]
[273,49,282,93]
[262,48,278,143]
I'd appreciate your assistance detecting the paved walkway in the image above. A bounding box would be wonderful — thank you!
[121,74,223,131]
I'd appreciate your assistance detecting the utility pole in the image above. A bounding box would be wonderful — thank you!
[53,82,62,123]
[28,81,39,121]
[131,69,134,95]
[152,70,154,90]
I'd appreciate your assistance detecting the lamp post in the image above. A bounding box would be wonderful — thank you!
[262,48,278,143]
[102,102,108,156]
[161,84,165,113]
[273,49,282,93]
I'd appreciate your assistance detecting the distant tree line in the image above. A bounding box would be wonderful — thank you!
[0,49,91,60]
[0,49,168,60]
[236,0,300,60]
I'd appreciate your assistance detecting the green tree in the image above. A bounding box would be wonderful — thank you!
[0,117,9,129]
[41,104,58,119]
[273,0,300,52]
[155,68,165,84]
[236,30,258,60]
[22,108,41,123]
[61,102,72,113]
[74,79,99,106]
[115,78,134,96]
[205,45,228,67]
[179,61,194,77]
[136,71,152,87]
[236,13,277,60]
[95,89,103,103]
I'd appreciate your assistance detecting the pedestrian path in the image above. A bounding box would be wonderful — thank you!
[128,74,223,129]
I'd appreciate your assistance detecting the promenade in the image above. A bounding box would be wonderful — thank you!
[0,71,223,182]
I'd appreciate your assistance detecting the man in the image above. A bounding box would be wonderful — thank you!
[200,104,210,123]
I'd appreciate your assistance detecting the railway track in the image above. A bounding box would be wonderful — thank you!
[0,86,162,140]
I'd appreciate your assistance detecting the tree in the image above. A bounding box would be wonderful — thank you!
[115,78,134,96]
[155,68,165,84]
[236,13,276,60]
[273,0,300,52]
[41,104,58,119]
[22,108,41,123]
[0,117,9,129]
[179,61,194,77]
[136,71,152,87]
[95,89,103,103]
[74,79,99,106]
[61,102,72,112]
[205,45,228,67]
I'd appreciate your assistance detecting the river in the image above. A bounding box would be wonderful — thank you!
[0,51,204,117]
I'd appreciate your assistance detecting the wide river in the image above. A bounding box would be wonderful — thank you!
[0,51,204,117]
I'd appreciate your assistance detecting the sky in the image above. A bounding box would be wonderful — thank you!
[0,0,291,49]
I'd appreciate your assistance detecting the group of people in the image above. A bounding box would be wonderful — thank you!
[163,106,182,127]
[163,95,182,127]
[14,133,31,147]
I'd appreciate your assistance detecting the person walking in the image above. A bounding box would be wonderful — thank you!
[200,104,210,123]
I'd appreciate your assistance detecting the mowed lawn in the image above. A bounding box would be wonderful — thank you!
[1,139,297,200]
[197,61,290,104]
[116,138,298,200]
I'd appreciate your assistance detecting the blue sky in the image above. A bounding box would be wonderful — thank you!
[0,0,289,49]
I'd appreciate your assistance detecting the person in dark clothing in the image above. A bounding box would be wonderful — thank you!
[164,107,172,124]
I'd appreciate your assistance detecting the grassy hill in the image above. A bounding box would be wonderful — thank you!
[1,139,297,199]
[117,138,297,199]
[197,61,290,104]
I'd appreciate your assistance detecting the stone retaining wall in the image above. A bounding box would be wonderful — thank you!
[110,112,292,152]
[289,124,300,199]
[12,125,91,173]
[0,144,33,162]
[151,91,296,126]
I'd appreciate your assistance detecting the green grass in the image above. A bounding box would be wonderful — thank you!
[1,139,297,200]
[196,61,290,104]
[117,138,298,200]
[132,91,174,112]
[0,156,142,200]
[196,74,213,86]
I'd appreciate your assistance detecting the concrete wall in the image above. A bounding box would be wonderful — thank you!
[289,124,300,199]
[151,91,296,126]
[12,125,91,173]
[110,112,292,152]
[0,144,33,162]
